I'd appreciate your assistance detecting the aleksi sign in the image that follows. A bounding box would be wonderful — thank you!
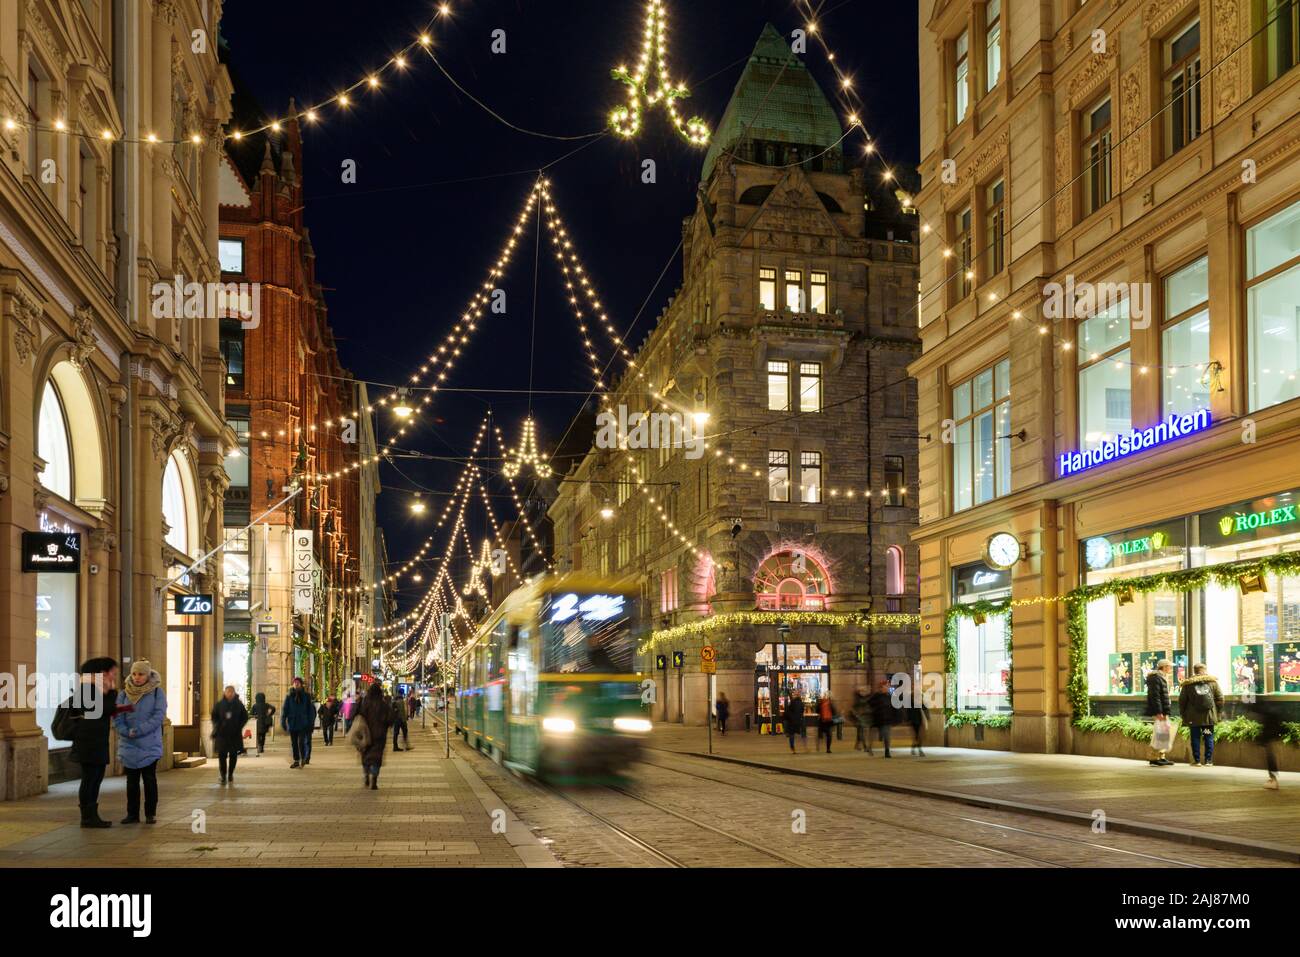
[22,531,81,573]
[292,530,314,615]
[1058,409,1211,478]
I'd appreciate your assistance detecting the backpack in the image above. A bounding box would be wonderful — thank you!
[1193,682,1213,699]
[52,700,80,742]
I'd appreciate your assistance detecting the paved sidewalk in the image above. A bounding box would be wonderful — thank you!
[0,720,557,867]
[651,725,1300,861]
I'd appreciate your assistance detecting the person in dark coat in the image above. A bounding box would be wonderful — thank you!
[211,686,249,784]
[715,692,730,735]
[1145,659,1174,766]
[1247,699,1286,790]
[867,678,896,757]
[851,689,870,750]
[281,678,315,768]
[390,690,411,751]
[319,696,339,746]
[357,682,393,789]
[816,693,838,753]
[783,689,806,753]
[250,692,276,755]
[905,696,931,757]
[56,657,120,828]
[1177,664,1223,767]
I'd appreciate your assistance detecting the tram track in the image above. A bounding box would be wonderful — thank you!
[636,750,1207,868]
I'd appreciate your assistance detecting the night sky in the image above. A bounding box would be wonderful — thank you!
[219,0,920,615]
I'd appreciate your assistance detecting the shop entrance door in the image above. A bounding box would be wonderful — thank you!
[168,626,202,753]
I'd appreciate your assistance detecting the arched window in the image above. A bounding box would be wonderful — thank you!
[886,546,904,596]
[754,549,831,611]
[162,452,190,556]
[38,380,73,500]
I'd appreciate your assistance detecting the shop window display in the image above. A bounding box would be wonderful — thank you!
[952,562,1012,712]
[754,642,829,727]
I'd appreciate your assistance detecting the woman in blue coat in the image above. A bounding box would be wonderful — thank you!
[113,660,168,824]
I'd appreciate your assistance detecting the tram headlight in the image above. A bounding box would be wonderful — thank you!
[613,717,652,733]
[542,716,577,735]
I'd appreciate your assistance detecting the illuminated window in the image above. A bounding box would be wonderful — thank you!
[1246,198,1300,412]
[951,359,1010,511]
[1256,0,1299,89]
[1161,256,1210,417]
[784,269,803,312]
[954,30,970,124]
[660,568,678,613]
[885,455,906,506]
[754,550,831,611]
[985,0,1002,92]
[759,266,777,311]
[767,359,790,411]
[799,451,822,503]
[219,238,244,274]
[809,271,828,314]
[799,362,822,413]
[1078,299,1131,451]
[163,452,190,556]
[37,380,73,500]
[768,450,790,502]
[953,206,972,299]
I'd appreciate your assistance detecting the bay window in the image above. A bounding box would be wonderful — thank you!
[951,359,1010,512]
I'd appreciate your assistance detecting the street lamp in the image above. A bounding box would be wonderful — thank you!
[410,494,426,515]
[392,388,414,419]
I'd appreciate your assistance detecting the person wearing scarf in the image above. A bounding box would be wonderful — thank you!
[113,659,167,824]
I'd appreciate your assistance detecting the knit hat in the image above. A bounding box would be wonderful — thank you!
[129,660,153,677]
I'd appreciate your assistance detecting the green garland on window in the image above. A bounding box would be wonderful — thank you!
[944,602,1013,720]
[945,711,1012,730]
[1065,549,1300,726]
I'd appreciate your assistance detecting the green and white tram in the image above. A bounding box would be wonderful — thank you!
[454,573,651,782]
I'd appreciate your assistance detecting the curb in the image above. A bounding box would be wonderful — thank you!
[666,748,1300,865]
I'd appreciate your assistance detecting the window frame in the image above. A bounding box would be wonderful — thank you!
[985,0,1002,94]
[884,455,907,507]
[767,359,791,412]
[784,269,804,312]
[219,237,245,276]
[1081,97,1114,216]
[985,179,1005,279]
[809,271,829,314]
[798,362,823,413]
[954,29,971,126]
[1159,254,1210,418]
[954,205,973,299]
[1244,197,1300,413]
[799,451,822,503]
[950,358,1011,512]
[1163,18,1203,158]
[768,449,791,503]
[1077,298,1133,450]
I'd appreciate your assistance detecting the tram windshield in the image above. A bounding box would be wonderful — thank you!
[539,591,637,673]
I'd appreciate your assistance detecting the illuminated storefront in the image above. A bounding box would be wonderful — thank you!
[1082,488,1300,705]
[754,642,830,729]
[951,562,1012,714]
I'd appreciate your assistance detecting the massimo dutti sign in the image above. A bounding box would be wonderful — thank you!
[22,531,81,572]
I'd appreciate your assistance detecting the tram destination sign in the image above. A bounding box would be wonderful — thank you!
[22,531,81,573]
[1058,409,1211,478]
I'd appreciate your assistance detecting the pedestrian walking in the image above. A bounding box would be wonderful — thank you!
[342,691,356,734]
[1145,659,1175,767]
[783,689,807,753]
[407,693,419,721]
[1178,664,1223,767]
[114,660,168,824]
[390,689,411,751]
[52,657,120,829]
[356,682,393,789]
[319,696,339,746]
[817,693,837,753]
[1246,699,1285,790]
[281,678,315,768]
[715,692,730,735]
[867,678,895,757]
[251,692,276,755]
[211,686,249,785]
[851,688,869,751]
[905,695,930,756]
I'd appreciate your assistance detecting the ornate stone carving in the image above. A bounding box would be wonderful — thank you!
[9,286,41,365]
[1055,125,1072,233]
[88,529,118,552]
[69,305,98,369]
[961,129,1009,187]
[1212,0,1241,122]
[1120,59,1148,189]
[153,0,178,24]
[1147,0,1194,36]
[1067,49,1117,112]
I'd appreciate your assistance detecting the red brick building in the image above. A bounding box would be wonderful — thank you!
[216,101,376,704]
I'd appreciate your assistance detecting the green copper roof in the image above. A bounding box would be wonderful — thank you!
[701,24,844,180]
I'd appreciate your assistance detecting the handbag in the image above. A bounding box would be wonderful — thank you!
[1151,716,1176,752]
[348,716,371,751]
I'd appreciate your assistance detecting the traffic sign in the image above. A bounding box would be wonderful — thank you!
[701,659,716,674]
[701,645,716,662]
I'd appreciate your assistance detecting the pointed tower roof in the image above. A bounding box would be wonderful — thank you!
[701,24,844,181]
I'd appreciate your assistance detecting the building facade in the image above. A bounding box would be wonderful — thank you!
[550,26,921,729]
[1,0,234,798]
[915,0,1300,756]
[217,107,374,708]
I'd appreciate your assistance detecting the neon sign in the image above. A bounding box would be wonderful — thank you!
[549,593,626,623]
[1059,409,1211,478]
[1218,504,1297,537]
[1085,530,1172,570]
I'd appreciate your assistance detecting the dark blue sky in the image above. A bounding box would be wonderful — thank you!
[220,0,920,612]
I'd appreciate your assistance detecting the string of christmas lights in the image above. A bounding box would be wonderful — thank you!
[609,0,710,145]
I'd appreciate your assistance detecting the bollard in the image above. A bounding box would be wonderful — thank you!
[745,712,752,732]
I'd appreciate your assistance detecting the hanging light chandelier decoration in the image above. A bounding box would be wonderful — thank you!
[608,0,710,145]
[501,416,553,479]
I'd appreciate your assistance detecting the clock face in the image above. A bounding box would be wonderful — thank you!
[986,533,1020,569]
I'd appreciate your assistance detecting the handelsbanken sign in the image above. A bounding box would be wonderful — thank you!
[1059,409,1211,478]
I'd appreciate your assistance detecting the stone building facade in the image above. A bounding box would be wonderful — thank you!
[550,26,921,728]
[1,0,234,797]
[218,108,377,707]
[915,0,1300,758]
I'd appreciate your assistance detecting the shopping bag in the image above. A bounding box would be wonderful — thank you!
[348,716,370,752]
[1151,716,1175,752]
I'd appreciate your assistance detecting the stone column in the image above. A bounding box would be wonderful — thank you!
[0,285,47,799]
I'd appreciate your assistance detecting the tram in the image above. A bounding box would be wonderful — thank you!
[454,573,651,782]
